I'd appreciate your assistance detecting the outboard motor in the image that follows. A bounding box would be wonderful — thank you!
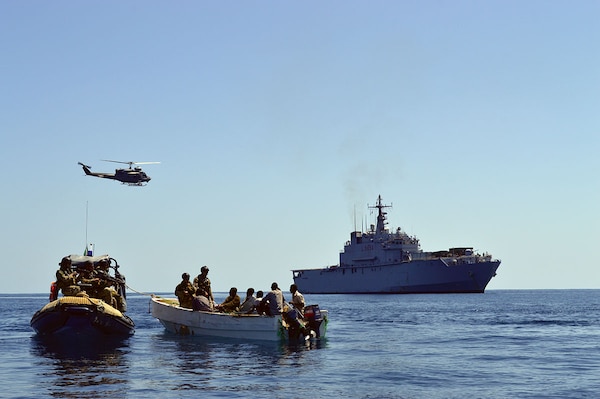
[303,304,323,338]
[283,307,304,341]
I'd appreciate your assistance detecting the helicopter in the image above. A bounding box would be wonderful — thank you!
[78,160,160,186]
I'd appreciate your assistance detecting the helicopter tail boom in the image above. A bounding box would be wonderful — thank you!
[78,162,116,179]
[78,162,93,175]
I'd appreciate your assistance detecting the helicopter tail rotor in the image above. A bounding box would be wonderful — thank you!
[78,162,93,175]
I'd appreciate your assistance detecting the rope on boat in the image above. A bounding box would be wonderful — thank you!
[124,284,164,314]
[125,283,158,297]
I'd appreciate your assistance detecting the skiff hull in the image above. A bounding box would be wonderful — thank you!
[151,296,328,341]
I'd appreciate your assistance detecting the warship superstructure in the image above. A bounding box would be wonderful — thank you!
[292,196,501,294]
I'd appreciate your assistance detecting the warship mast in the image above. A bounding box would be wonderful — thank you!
[369,195,392,234]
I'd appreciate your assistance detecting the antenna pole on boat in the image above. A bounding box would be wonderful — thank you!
[84,201,93,256]
[85,201,88,249]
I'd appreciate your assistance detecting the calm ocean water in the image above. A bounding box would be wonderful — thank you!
[1,290,598,399]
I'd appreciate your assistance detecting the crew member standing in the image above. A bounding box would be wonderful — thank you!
[194,266,214,307]
[175,273,195,309]
[290,283,305,313]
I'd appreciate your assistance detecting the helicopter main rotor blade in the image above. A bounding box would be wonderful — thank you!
[101,159,132,165]
[101,160,160,165]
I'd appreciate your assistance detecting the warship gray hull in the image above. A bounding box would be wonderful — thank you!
[293,259,500,294]
[292,196,501,294]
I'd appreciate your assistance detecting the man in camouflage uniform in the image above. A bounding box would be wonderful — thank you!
[77,261,101,297]
[56,257,80,296]
[193,266,214,306]
[95,259,123,311]
[175,273,195,309]
[215,287,240,313]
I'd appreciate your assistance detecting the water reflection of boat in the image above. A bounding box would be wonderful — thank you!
[31,333,128,359]
[149,329,327,392]
[30,254,135,337]
[151,296,328,342]
[30,334,129,398]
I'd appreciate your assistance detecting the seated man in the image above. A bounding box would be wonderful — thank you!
[255,290,266,314]
[192,294,213,312]
[77,261,101,298]
[238,288,257,313]
[260,282,284,316]
[215,287,240,313]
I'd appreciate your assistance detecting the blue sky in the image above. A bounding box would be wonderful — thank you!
[1,1,598,294]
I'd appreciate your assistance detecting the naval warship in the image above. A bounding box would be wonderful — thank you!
[292,195,500,294]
